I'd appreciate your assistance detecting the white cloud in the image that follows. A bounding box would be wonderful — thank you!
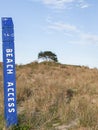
[80,4,89,8]
[47,21,98,45]
[78,0,89,8]
[42,0,74,5]
[81,33,98,44]
[55,0,89,9]
[30,0,90,9]
[48,22,79,32]
[69,33,98,45]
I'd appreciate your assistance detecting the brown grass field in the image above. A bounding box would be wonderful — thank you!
[0,62,98,130]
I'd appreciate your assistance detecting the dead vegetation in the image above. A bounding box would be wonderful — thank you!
[0,61,98,130]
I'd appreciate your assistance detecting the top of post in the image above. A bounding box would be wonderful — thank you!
[1,17,13,28]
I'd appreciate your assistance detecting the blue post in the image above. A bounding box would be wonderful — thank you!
[1,17,18,127]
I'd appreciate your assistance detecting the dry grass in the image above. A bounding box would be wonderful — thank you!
[0,63,5,130]
[0,61,98,129]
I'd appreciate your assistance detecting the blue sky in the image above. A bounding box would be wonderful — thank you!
[0,0,98,68]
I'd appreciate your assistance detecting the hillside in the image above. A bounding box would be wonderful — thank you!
[0,62,98,130]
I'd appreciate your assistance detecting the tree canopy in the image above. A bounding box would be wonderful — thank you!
[38,51,58,62]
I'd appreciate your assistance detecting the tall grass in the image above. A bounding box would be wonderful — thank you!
[0,62,98,129]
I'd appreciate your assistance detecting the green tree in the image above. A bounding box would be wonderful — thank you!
[38,51,58,62]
